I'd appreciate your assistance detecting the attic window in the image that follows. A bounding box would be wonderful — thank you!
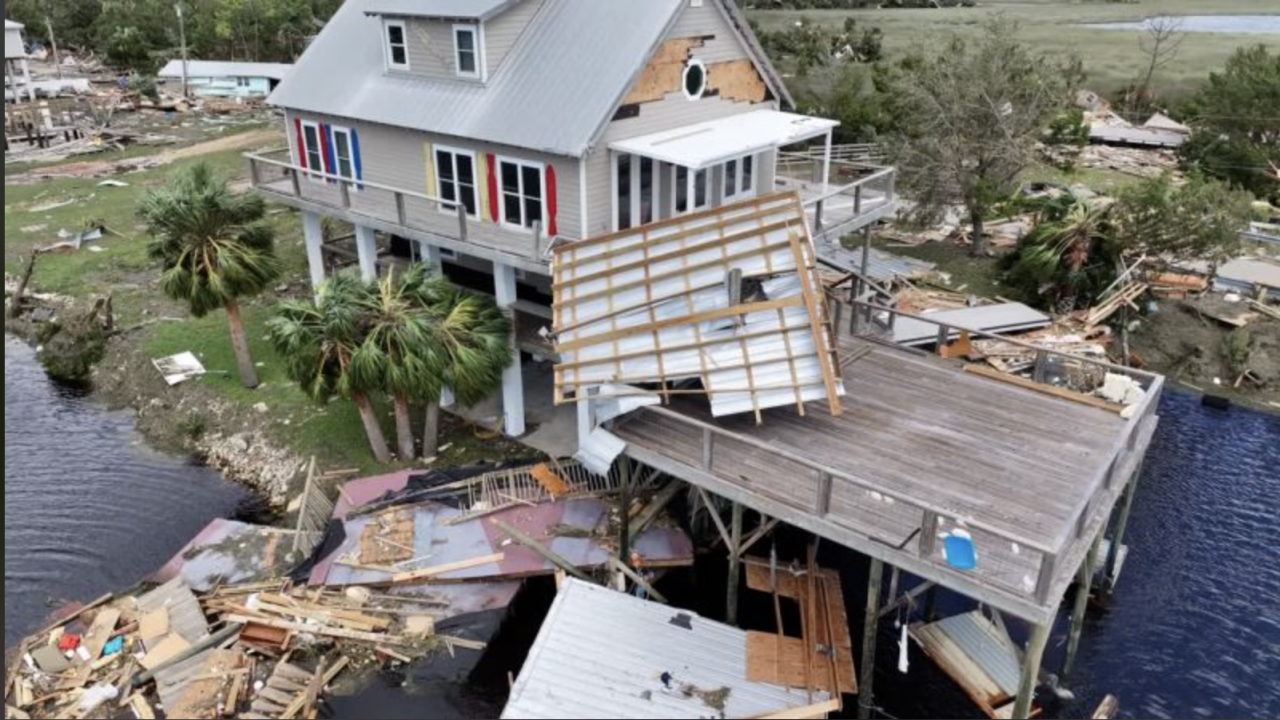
[455,25,480,78]
[385,20,409,70]
[683,59,707,101]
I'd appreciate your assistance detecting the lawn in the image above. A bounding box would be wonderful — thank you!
[750,0,1279,101]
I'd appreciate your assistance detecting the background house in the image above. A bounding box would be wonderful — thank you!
[159,60,294,99]
[5,19,34,103]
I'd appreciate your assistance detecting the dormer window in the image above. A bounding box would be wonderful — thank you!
[385,20,409,71]
[454,24,480,79]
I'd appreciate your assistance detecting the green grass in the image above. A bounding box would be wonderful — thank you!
[1020,161,1149,196]
[751,0,1279,101]
[872,235,1009,299]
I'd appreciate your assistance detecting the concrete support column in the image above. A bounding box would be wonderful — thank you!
[423,242,443,268]
[301,211,326,298]
[354,225,378,283]
[858,558,885,720]
[1013,621,1053,720]
[494,261,526,437]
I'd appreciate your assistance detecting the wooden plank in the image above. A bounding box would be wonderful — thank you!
[748,699,843,719]
[221,615,415,647]
[492,521,592,582]
[962,364,1126,415]
[80,608,122,664]
[389,553,506,584]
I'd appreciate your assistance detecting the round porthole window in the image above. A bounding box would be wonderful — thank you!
[683,59,707,100]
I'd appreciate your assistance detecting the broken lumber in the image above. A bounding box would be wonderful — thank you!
[748,699,843,719]
[388,553,505,584]
[963,364,1128,415]
[220,615,416,647]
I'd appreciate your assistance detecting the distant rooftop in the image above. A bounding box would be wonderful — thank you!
[158,60,293,82]
[6,19,23,30]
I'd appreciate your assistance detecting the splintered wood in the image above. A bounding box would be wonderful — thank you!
[359,509,416,565]
[551,192,844,421]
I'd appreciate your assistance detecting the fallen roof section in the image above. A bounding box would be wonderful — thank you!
[1214,257,1280,300]
[910,611,1034,720]
[892,303,1052,347]
[552,192,845,421]
[502,579,831,719]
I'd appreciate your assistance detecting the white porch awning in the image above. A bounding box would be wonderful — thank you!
[608,109,838,170]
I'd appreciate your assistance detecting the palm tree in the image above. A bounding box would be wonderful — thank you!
[360,267,437,460]
[138,163,280,389]
[267,275,393,464]
[406,272,513,458]
[1004,195,1121,313]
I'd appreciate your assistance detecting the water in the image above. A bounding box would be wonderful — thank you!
[5,329,1280,718]
[1085,15,1280,34]
[4,336,252,649]
[868,391,1280,720]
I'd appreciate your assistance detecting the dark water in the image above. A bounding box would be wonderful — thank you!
[6,329,1279,718]
[4,336,251,648]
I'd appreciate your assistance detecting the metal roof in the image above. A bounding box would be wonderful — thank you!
[6,20,23,30]
[366,0,521,21]
[270,0,686,157]
[502,579,827,719]
[552,192,845,418]
[610,109,838,170]
[893,303,1051,347]
[1089,124,1186,148]
[159,60,293,81]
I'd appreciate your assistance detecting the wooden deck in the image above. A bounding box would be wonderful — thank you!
[613,336,1161,624]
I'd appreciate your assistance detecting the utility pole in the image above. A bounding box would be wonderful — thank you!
[44,13,62,80]
[176,2,189,98]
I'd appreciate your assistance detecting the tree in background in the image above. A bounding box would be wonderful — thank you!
[269,275,393,464]
[813,60,910,144]
[138,163,280,389]
[1180,45,1280,205]
[1122,15,1186,119]
[888,19,1082,257]
[1111,174,1255,264]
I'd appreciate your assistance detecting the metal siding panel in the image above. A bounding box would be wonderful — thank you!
[6,27,26,59]
[669,0,750,64]
[403,18,461,81]
[485,0,545,76]
[158,59,292,81]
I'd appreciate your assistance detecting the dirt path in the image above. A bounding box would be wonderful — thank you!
[7,129,281,184]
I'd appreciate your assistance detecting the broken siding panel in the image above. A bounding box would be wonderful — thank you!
[284,109,582,245]
[669,0,753,64]
[485,0,545,77]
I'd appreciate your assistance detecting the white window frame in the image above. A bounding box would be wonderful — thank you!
[236,76,251,89]
[497,156,547,231]
[453,24,483,80]
[434,144,479,219]
[683,58,708,101]
[385,19,410,71]
[300,120,325,183]
[612,152,661,232]
[672,164,710,215]
[722,153,756,203]
[330,125,358,184]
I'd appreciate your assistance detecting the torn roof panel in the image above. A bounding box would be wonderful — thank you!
[151,520,305,592]
[553,192,844,419]
[502,579,828,719]
[893,303,1052,347]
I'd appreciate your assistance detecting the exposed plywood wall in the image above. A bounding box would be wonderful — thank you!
[622,37,770,106]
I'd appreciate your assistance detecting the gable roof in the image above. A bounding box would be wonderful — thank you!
[159,60,293,82]
[365,0,521,21]
[270,0,791,158]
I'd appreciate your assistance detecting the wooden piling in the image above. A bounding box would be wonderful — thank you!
[1064,532,1105,680]
[857,558,884,720]
[1106,461,1144,589]
[1012,621,1052,720]
[726,502,745,625]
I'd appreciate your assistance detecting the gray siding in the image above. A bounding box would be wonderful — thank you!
[583,0,777,236]
[396,18,481,82]
[285,110,583,252]
[486,0,545,78]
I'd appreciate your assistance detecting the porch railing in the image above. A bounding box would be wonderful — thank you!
[245,149,548,264]
[777,151,897,236]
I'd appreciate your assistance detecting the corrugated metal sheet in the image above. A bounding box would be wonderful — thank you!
[821,244,938,285]
[893,303,1051,347]
[158,60,293,81]
[136,578,210,645]
[1215,257,1280,291]
[270,0,686,157]
[932,612,1021,697]
[552,193,844,418]
[151,520,308,592]
[365,0,520,20]
[503,579,826,719]
[1089,125,1186,148]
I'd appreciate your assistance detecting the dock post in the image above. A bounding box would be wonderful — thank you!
[1063,532,1105,679]
[858,559,885,720]
[1105,461,1143,590]
[726,502,745,625]
[618,459,632,573]
[1013,621,1052,720]
[923,584,939,622]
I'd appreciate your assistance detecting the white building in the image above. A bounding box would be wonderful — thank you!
[5,19,34,103]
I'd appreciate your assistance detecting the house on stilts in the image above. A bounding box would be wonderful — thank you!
[251,2,1161,718]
